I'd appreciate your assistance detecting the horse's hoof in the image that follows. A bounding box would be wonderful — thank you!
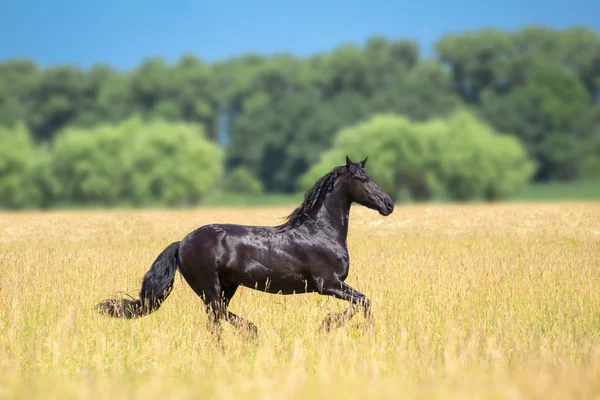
[318,321,330,334]
[318,312,342,334]
[245,325,259,342]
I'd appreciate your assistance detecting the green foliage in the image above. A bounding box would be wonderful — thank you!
[0,60,39,128]
[120,119,224,206]
[299,114,438,200]
[480,63,592,180]
[371,61,461,121]
[0,123,38,208]
[0,119,223,209]
[0,26,598,202]
[25,144,62,208]
[0,123,62,209]
[436,28,517,101]
[300,110,534,202]
[51,123,125,205]
[435,110,536,200]
[222,167,264,194]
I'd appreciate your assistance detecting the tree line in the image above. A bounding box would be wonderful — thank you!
[0,26,599,208]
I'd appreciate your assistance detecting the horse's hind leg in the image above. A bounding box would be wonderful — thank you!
[204,297,225,341]
[221,284,259,340]
[198,280,257,344]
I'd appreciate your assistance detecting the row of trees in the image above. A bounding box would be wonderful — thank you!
[302,110,535,202]
[0,26,599,207]
[0,109,534,208]
[0,119,223,208]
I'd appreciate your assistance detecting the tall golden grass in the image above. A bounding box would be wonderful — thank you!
[0,202,599,399]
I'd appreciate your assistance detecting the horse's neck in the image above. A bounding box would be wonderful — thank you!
[313,185,351,245]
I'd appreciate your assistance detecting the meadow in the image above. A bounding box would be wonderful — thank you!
[0,202,599,399]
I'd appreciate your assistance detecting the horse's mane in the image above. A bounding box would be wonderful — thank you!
[276,166,346,232]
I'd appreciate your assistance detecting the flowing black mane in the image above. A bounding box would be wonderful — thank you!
[276,166,346,231]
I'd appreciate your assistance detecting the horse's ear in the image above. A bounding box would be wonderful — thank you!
[345,155,353,169]
[360,157,368,168]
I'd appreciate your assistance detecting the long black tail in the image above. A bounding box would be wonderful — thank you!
[96,241,181,319]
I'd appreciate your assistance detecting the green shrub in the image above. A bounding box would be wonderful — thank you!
[47,117,223,207]
[300,109,535,202]
[223,167,264,194]
[0,123,59,208]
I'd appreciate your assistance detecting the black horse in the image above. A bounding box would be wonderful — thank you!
[97,156,394,339]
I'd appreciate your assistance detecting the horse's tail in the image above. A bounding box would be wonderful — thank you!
[96,241,181,319]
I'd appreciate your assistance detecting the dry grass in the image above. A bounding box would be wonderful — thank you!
[0,202,599,399]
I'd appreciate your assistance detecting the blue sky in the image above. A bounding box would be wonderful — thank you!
[1,0,599,70]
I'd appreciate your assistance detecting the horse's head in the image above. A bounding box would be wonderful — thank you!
[344,156,394,216]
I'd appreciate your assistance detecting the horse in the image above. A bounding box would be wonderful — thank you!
[96,156,395,340]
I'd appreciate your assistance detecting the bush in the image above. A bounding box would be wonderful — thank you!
[433,110,536,201]
[299,109,535,202]
[119,118,224,206]
[0,123,37,208]
[0,123,60,209]
[50,123,125,205]
[0,117,224,209]
[51,117,224,207]
[223,167,264,194]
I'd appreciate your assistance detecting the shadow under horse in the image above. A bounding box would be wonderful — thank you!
[97,156,395,340]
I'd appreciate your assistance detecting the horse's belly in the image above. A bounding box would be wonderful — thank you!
[226,266,316,294]
[228,266,313,294]
[240,276,316,295]
[219,250,314,294]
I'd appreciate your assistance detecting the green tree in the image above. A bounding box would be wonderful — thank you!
[300,110,534,202]
[0,122,56,208]
[226,88,372,192]
[371,60,461,121]
[581,104,600,179]
[558,27,600,97]
[223,55,321,192]
[0,59,39,128]
[435,29,516,101]
[223,167,263,194]
[300,113,442,200]
[27,66,88,141]
[121,118,224,206]
[433,110,536,200]
[48,118,223,207]
[130,58,174,116]
[50,123,126,205]
[0,27,597,195]
[72,64,135,127]
[480,63,593,181]
[25,143,62,209]
[170,54,219,139]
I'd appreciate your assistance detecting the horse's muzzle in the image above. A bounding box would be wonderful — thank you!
[378,197,394,216]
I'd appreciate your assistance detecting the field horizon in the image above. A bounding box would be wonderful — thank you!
[1,202,599,399]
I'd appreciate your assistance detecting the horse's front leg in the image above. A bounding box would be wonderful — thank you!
[318,280,372,333]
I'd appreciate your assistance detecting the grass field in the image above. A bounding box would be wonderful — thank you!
[1,202,599,399]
